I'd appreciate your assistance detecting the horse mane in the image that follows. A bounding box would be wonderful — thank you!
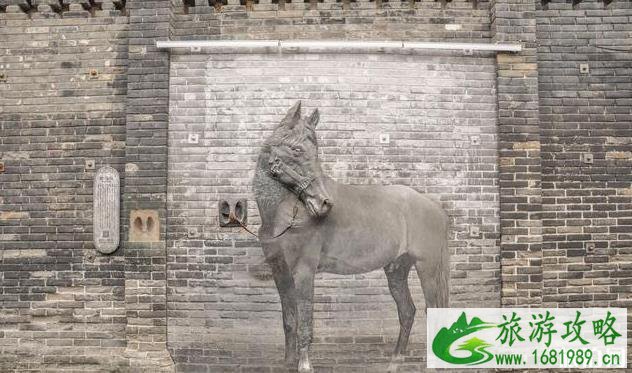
[264,120,317,148]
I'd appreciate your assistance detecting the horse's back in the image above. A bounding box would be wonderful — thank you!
[381,185,447,225]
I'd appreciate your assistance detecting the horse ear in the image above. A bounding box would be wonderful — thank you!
[280,101,301,129]
[307,109,319,129]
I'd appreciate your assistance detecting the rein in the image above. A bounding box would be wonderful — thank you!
[229,211,259,238]
[229,187,301,240]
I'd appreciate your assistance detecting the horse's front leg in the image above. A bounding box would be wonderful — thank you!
[269,257,298,367]
[292,263,316,373]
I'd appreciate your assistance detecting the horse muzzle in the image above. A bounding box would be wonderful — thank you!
[305,196,333,218]
[295,175,333,218]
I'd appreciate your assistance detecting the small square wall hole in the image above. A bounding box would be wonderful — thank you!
[85,159,96,170]
[586,242,596,254]
[188,133,199,144]
[579,64,590,74]
[187,227,200,238]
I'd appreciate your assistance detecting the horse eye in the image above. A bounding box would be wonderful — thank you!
[269,157,281,176]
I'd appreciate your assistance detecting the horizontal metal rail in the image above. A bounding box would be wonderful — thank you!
[156,39,522,53]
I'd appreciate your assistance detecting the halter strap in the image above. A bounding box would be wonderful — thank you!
[269,155,317,198]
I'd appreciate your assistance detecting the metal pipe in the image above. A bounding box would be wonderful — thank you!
[404,41,521,52]
[156,40,280,49]
[281,40,403,50]
[156,39,522,53]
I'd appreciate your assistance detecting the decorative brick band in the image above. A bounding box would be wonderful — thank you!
[0,0,126,18]
[178,0,481,11]
[540,0,613,7]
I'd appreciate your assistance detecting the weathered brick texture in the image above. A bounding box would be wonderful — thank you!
[123,0,174,370]
[538,0,632,306]
[0,9,129,373]
[167,51,500,371]
[537,0,632,362]
[491,0,543,306]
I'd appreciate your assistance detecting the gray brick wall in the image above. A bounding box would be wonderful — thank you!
[0,7,129,372]
[1,0,631,371]
[166,51,500,371]
[537,0,632,362]
[538,0,632,305]
[123,0,174,370]
[491,0,543,306]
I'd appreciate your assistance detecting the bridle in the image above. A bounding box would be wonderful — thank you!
[236,153,318,240]
[269,154,317,199]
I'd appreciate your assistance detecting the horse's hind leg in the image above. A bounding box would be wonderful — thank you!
[384,255,415,373]
[415,261,441,308]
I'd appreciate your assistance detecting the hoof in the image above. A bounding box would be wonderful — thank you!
[387,354,404,373]
[297,347,312,373]
[297,365,313,373]
[386,362,398,373]
[297,357,313,373]
[285,355,298,368]
[285,360,297,369]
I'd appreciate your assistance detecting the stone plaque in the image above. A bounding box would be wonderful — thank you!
[93,166,120,254]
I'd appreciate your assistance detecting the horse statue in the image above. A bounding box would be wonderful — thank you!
[253,101,450,373]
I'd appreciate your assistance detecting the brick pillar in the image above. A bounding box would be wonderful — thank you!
[491,0,543,306]
[123,0,174,370]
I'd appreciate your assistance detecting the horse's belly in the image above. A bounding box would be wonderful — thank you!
[318,234,402,275]
[315,189,408,275]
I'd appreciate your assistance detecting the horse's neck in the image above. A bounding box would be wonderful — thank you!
[253,153,292,222]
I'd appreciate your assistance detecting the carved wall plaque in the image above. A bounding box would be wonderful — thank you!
[93,166,120,254]
[129,210,160,242]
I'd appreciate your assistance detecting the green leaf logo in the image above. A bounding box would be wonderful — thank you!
[432,312,496,365]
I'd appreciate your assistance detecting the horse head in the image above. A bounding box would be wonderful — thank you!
[264,101,333,218]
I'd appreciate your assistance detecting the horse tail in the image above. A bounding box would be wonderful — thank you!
[437,215,450,308]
